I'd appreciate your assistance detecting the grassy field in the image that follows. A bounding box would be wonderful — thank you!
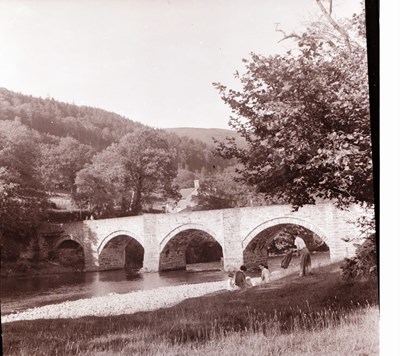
[2,263,379,356]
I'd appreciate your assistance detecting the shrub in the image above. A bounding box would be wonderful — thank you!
[341,234,377,280]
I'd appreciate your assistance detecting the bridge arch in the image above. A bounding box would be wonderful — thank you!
[242,217,330,268]
[159,223,222,271]
[97,230,145,271]
[160,223,220,252]
[243,217,329,250]
[98,230,144,255]
[55,234,84,249]
[53,234,85,270]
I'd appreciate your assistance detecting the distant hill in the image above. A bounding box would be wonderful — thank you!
[165,127,246,148]
[0,87,146,150]
[0,88,237,174]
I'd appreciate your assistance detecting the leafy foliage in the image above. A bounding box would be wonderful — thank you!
[195,167,272,210]
[340,207,376,280]
[40,137,95,192]
[265,224,329,255]
[173,169,198,189]
[341,234,377,280]
[0,121,48,260]
[74,128,180,217]
[0,88,145,149]
[214,10,372,210]
[1,88,235,178]
[163,131,233,174]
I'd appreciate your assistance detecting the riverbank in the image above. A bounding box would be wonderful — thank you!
[1,260,82,278]
[2,263,379,355]
[2,280,228,323]
[0,262,336,323]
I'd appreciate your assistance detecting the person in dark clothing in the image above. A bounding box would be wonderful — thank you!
[281,249,294,269]
[234,265,247,289]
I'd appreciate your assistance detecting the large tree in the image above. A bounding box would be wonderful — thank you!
[40,137,95,193]
[195,166,276,211]
[0,121,48,260]
[74,127,180,217]
[214,6,373,210]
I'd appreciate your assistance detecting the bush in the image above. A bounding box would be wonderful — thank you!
[341,234,377,280]
[1,235,21,261]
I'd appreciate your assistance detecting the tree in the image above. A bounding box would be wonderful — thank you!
[174,168,197,189]
[0,121,48,260]
[195,167,273,210]
[75,127,180,216]
[40,137,95,193]
[214,8,372,210]
[74,166,117,218]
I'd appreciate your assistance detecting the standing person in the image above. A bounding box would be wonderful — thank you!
[234,265,247,289]
[258,263,270,285]
[294,235,311,276]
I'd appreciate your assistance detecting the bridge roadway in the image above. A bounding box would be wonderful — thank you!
[40,202,363,272]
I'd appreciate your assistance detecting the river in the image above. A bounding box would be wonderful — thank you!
[0,263,228,315]
[1,252,330,316]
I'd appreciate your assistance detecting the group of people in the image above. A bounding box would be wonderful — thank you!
[226,263,270,291]
[226,235,312,291]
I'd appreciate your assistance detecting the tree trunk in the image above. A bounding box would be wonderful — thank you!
[132,181,143,215]
[315,0,352,52]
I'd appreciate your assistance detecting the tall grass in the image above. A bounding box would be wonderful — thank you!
[2,263,378,355]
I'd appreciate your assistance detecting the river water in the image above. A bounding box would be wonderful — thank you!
[0,252,330,316]
[0,263,228,315]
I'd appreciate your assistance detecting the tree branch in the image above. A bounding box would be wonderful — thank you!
[315,0,352,52]
[274,23,301,43]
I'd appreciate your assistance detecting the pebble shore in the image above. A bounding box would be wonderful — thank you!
[2,281,229,324]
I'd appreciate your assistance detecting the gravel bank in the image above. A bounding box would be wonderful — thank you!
[2,281,228,324]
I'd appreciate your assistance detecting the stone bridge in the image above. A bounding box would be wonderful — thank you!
[40,202,364,272]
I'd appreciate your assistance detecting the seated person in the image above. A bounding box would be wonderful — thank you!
[234,265,248,289]
[258,263,270,284]
[245,276,253,287]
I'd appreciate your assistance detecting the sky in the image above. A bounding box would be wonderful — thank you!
[0,0,362,129]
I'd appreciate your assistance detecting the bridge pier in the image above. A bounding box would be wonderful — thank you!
[83,246,99,272]
[222,210,244,270]
[142,215,160,272]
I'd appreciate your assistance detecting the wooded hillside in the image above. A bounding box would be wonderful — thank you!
[0,88,233,174]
